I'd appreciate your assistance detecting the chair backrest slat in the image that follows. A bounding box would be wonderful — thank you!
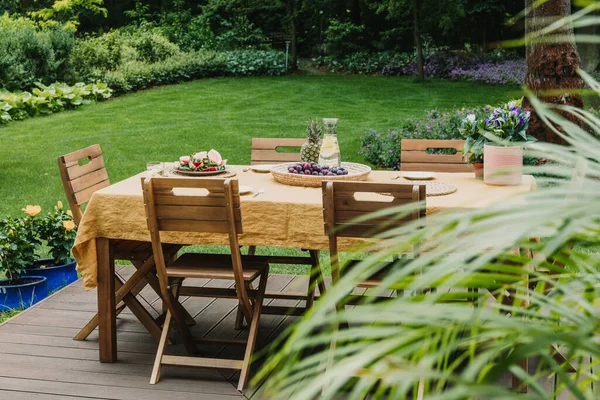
[322,181,425,239]
[251,138,305,165]
[142,177,243,234]
[322,181,425,284]
[58,144,110,226]
[401,139,472,172]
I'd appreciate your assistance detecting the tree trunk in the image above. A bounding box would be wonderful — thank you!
[522,0,585,145]
[413,0,425,82]
[287,0,298,71]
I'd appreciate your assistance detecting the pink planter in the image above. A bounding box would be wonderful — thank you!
[483,145,523,186]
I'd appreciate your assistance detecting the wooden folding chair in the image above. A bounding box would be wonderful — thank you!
[58,144,179,342]
[322,181,426,302]
[250,137,304,165]
[142,176,269,391]
[400,139,472,172]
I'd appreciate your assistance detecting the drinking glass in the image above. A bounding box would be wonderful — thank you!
[146,161,163,176]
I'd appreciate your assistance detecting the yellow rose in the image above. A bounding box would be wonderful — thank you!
[22,205,41,217]
[66,210,73,217]
[8,229,14,236]
[63,220,75,231]
[57,201,63,209]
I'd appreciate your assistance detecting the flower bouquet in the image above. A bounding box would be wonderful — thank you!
[481,100,535,185]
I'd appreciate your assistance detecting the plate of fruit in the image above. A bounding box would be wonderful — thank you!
[270,162,371,187]
[174,150,228,176]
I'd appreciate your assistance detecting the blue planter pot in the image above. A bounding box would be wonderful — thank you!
[27,258,78,293]
[0,276,49,311]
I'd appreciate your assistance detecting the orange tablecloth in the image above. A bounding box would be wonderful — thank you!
[73,166,536,289]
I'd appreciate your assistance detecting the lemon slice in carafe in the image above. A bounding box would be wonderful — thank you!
[320,136,337,158]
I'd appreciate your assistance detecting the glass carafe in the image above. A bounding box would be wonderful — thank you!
[318,118,340,168]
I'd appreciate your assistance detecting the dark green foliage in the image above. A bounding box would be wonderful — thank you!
[96,50,285,94]
[314,52,411,75]
[0,16,76,91]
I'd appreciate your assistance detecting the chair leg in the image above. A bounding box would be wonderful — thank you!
[235,282,254,330]
[150,309,172,384]
[237,271,268,391]
[247,246,257,256]
[166,284,197,355]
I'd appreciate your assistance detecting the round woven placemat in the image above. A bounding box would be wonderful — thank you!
[271,162,371,188]
[382,180,457,197]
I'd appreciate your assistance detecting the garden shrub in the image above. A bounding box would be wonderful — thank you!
[360,106,490,170]
[98,50,284,94]
[224,50,285,76]
[314,52,411,75]
[70,30,124,78]
[0,14,76,91]
[323,19,364,57]
[70,30,181,79]
[129,31,180,63]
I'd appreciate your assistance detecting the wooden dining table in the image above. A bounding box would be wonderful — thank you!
[72,165,536,362]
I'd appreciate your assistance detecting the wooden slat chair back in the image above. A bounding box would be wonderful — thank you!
[142,177,244,290]
[400,139,472,173]
[322,181,425,286]
[251,138,305,165]
[142,176,269,390]
[58,145,175,344]
[57,144,110,226]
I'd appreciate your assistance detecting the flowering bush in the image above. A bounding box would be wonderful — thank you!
[0,202,77,282]
[450,60,526,85]
[0,205,42,282]
[360,105,489,169]
[39,201,77,266]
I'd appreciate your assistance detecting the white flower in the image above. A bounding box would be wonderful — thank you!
[507,101,516,109]
[467,114,476,122]
[525,110,531,118]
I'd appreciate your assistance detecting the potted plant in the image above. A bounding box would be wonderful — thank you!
[0,211,49,310]
[481,100,535,186]
[28,201,78,292]
[459,113,487,179]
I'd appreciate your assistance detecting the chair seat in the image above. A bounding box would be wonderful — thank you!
[166,253,267,281]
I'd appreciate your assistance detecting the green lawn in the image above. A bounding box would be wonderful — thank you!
[0,75,520,274]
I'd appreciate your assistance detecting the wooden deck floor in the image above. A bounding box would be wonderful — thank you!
[0,265,587,399]
[0,265,308,400]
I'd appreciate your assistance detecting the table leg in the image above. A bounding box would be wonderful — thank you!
[97,237,117,363]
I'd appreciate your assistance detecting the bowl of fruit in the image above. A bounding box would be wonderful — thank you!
[174,149,228,176]
[270,162,371,187]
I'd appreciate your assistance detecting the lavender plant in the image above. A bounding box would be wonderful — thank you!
[450,60,526,85]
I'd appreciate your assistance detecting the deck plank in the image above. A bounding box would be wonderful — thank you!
[0,273,564,399]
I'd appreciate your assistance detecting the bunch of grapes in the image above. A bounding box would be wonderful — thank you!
[287,162,349,176]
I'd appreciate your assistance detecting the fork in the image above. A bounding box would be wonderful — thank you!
[392,175,402,180]
[252,188,265,198]
[243,167,251,172]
